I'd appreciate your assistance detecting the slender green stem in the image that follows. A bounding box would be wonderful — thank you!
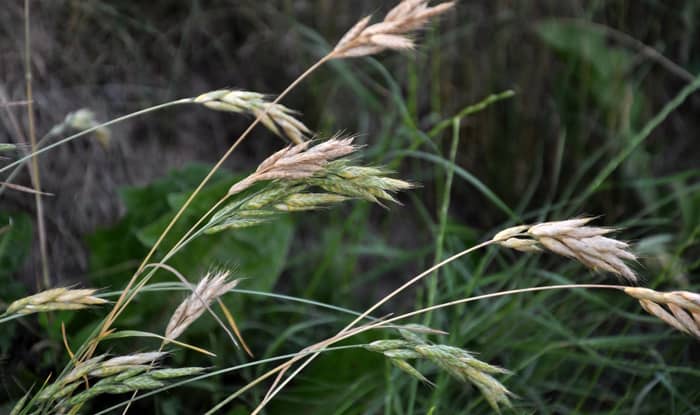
[580,73,700,202]
[414,117,460,414]
[0,314,22,324]
[424,117,460,326]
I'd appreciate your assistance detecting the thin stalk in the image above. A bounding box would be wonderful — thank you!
[413,117,459,414]
[207,321,391,415]
[23,0,49,288]
[84,52,334,362]
[382,284,627,327]
[94,345,364,415]
[424,117,460,326]
[241,283,627,415]
[109,195,229,325]
[251,240,495,413]
[0,99,193,175]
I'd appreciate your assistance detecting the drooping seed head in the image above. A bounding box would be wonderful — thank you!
[493,218,638,283]
[625,287,700,339]
[365,339,513,412]
[332,0,455,59]
[194,90,311,144]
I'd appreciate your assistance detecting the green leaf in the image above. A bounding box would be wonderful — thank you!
[86,163,294,319]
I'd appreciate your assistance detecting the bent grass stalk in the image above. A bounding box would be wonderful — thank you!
[69,0,456,372]
[244,239,496,414]
[251,217,639,412]
[80,54,334,364]
[0,99,194,176]
[209,282,629,415]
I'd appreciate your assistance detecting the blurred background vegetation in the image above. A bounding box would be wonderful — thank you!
[1,0,699,413]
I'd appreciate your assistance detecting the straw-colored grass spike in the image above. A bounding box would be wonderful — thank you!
[4,287,108,316]
[493,217,638,283]
[205,138,413,234]
[194,90,310,144]
[332,0,455,59]
[165,271,239,340]
[228,137,357,195]
[625,287,700,339]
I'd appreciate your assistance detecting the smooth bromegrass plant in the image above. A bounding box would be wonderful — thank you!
[5,0,700,413]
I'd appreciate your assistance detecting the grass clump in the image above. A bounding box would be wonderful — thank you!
[2,0,700,413]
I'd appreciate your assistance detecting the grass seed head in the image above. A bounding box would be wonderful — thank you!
[332,0,455,59]
[366,339,512,412]
[194,89,310,144]
[5,287,108,316]
[228,137,357,195]
[625,287,700,339]
[165,271,238,340]
[493,218,638,283]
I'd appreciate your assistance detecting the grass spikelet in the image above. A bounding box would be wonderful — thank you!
[364,339,512,412]
[332,0,454,59]
[10,390,30,415]
[100,351,168,367]
[228,138,357,195]
[228,137,357,195]
[149,367,207,379]
[625,287,700,339]
[493,217,638,283]
[390,358,434,386]
[47,108,111,147]
[165,271,239,340]
[274,193,349,211]
[30,350,202,412]
[194,90,310,144]
[3,287,108,316]
[204,139,412,235]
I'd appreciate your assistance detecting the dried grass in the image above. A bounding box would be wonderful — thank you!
[165,271,239,340]
[332,0,455,59]
[203,137,412,234]
[493,217,638,283]
[227,137,357,195]
[625,287,700,339]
